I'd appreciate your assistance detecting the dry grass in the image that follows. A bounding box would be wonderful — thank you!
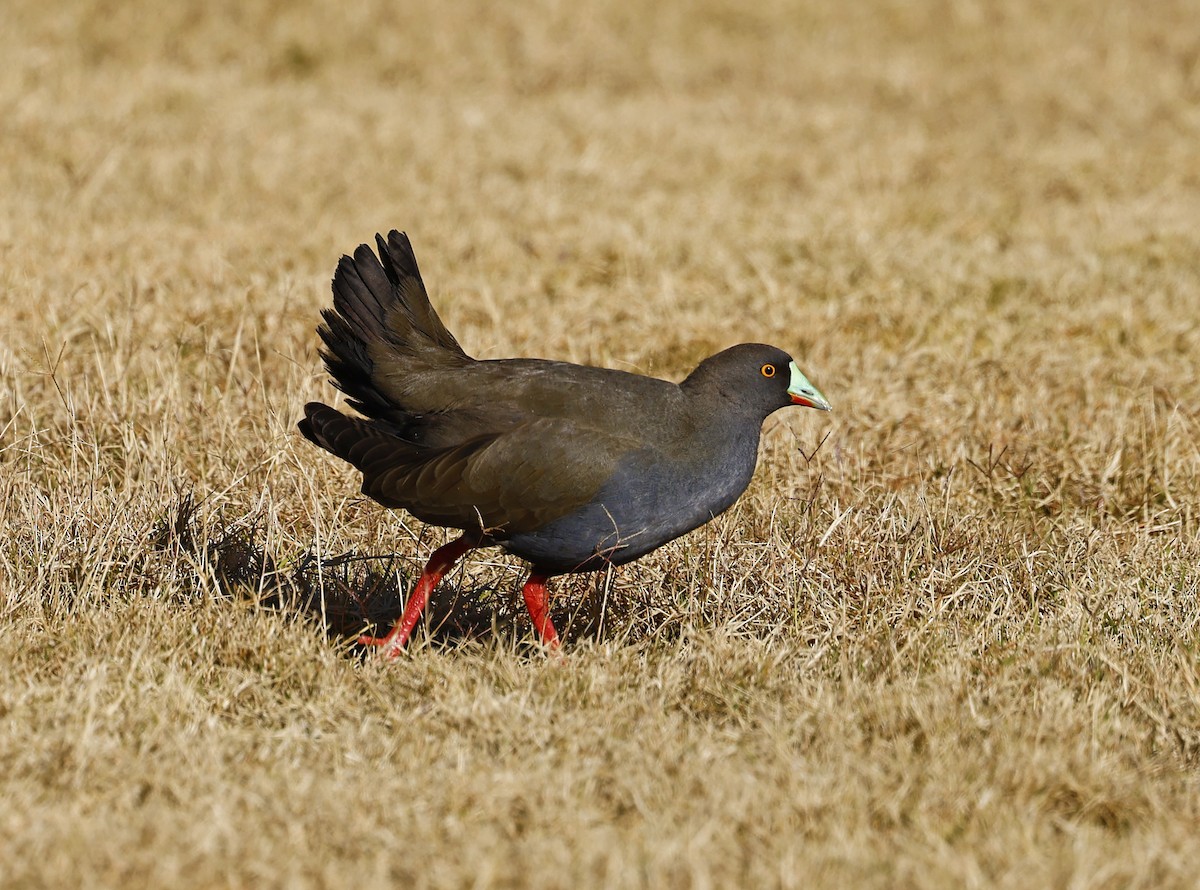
[4,0,1200,886]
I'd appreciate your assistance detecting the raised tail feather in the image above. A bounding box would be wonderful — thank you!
[317,230,470,421]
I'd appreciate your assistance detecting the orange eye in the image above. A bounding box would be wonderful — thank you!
[760,364,776,378]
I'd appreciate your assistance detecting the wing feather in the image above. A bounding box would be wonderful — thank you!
[354,417,636,535]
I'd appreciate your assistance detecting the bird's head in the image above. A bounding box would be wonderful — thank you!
[683,344,831,418]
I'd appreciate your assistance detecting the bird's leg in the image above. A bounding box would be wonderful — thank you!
[520,572,561,649]
[359,534,477,658]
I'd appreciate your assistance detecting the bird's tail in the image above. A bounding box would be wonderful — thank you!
[317,230,470,421]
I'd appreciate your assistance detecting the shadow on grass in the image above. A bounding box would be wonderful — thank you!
[149,495,614,651]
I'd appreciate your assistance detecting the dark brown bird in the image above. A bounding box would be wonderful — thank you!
[299,231,830,654]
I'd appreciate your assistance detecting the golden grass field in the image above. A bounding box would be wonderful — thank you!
[4,0,1200,886]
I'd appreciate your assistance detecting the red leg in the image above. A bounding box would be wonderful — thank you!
[359,534,477,658]
[521,572,560,649]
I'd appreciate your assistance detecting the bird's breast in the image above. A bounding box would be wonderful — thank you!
[501,430,761,573]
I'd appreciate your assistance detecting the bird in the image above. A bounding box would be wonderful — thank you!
[298,230,830,654]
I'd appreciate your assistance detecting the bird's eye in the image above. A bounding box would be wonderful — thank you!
[760,364,776,378]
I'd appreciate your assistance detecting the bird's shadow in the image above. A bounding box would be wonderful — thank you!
[150,495,609,649]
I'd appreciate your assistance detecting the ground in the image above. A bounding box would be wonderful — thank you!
[3,0,1200,887]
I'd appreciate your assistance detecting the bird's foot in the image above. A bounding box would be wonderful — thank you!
[357,632,407,659]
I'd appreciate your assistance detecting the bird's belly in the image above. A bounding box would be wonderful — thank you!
[500,445,757,573]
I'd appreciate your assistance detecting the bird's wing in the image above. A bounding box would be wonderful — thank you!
[310,404,639,535]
